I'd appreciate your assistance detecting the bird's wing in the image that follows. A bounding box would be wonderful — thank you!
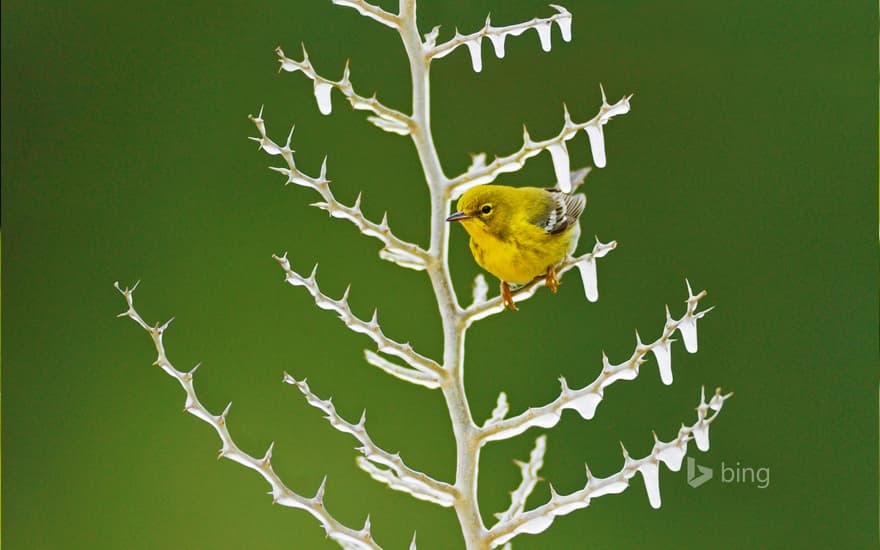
[531,190,586,235]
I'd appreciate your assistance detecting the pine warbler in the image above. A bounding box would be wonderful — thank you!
[447,184,586,310]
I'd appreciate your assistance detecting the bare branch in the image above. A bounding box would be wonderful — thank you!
[449,90,632,196]
[494,435,547,523]
[113,282,382,550]
[332,0,400,29]
[487,388,733,547]
[272,253,443,376]
[478,283,712,443]
[285,375,457,507]
[427,5,571,72]
[249,110,428,271]
[275,46,411,133]
[462,239,617,326]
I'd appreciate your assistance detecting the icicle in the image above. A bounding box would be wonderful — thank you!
[556,12,572,41]
[465,38,483,72]
[584,124,607,168]
[639,462,661,508]
[692,421,710,452]
[568,392,602,420]
[314,81,333,115]
[657,444,686,471]
[652,339,674,385]
[677,316,699,353]
[585,93,631,168]
[547,142,571,192]
[535,21,553,52]
[576,257,600,302]
[488,32,506,58]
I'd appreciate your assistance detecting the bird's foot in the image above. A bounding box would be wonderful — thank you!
[545,266,560,293]
[501,282,518,311]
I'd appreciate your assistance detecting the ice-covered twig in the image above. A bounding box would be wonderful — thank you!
[113,282,382,550]
[427,5,572,72]
[364,350,442,389]
[485,392,509,427]
[478,283,712,443]
[332,0,400,29]
[470,274,489,306]
[275,46,411,134]
[250,110,428,271]
[494,435,547,523]
[487,387,732,547]
[285,375,456,507]
[273,253,442,376]
[449,90,632,195]
[462,239,617,326]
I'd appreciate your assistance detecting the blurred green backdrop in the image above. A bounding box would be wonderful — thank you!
[2,1,877,548]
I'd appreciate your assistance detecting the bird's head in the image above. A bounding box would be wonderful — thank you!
[446,185,514,239]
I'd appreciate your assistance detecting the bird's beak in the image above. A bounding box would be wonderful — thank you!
[446,211,471,222]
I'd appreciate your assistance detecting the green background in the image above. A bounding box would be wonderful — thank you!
[3,1,877,548]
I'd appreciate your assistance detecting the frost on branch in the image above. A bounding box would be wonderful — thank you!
[485,392,510,427]
[495,435,547,523]
[250,109,427,271]
[113,283,382,550]
[275,45,411,135]
[427,5,572,72]
[117,0,728,547]
[449,90,632,196]
[364,350,441,390]
[487,387,733,548]
[332,0,400,29]
[471,274,490,306]
[272,253,443,380]
[463,239,617,325]
[285,375,456,507]
[479,283,713,443]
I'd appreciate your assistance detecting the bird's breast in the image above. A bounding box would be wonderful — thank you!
[469,228,571,285]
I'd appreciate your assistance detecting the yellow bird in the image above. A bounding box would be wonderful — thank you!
[447,184,586,311]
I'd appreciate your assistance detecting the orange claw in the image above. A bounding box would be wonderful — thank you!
[545,266,560,293]
[501,281,518,311]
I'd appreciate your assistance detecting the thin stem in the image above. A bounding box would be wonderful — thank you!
[398,1,486,548]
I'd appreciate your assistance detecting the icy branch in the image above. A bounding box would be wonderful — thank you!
[250,109,428,271]
[449,89,632,195]
[462,239,617,325]
[113,282,382,550]
[285,375,456,507]
[427,5,572,72]
[485,392,509,427]
[332,0,400,29]
[495,435,547,523]
[487,387,732,547]
[470,274,489,306]
[275,46,411,134]
[272,253,442,376]
[478,283,712,443]
[364,350,442,389]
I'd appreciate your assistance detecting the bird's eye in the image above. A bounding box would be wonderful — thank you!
[481,204,492,214]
